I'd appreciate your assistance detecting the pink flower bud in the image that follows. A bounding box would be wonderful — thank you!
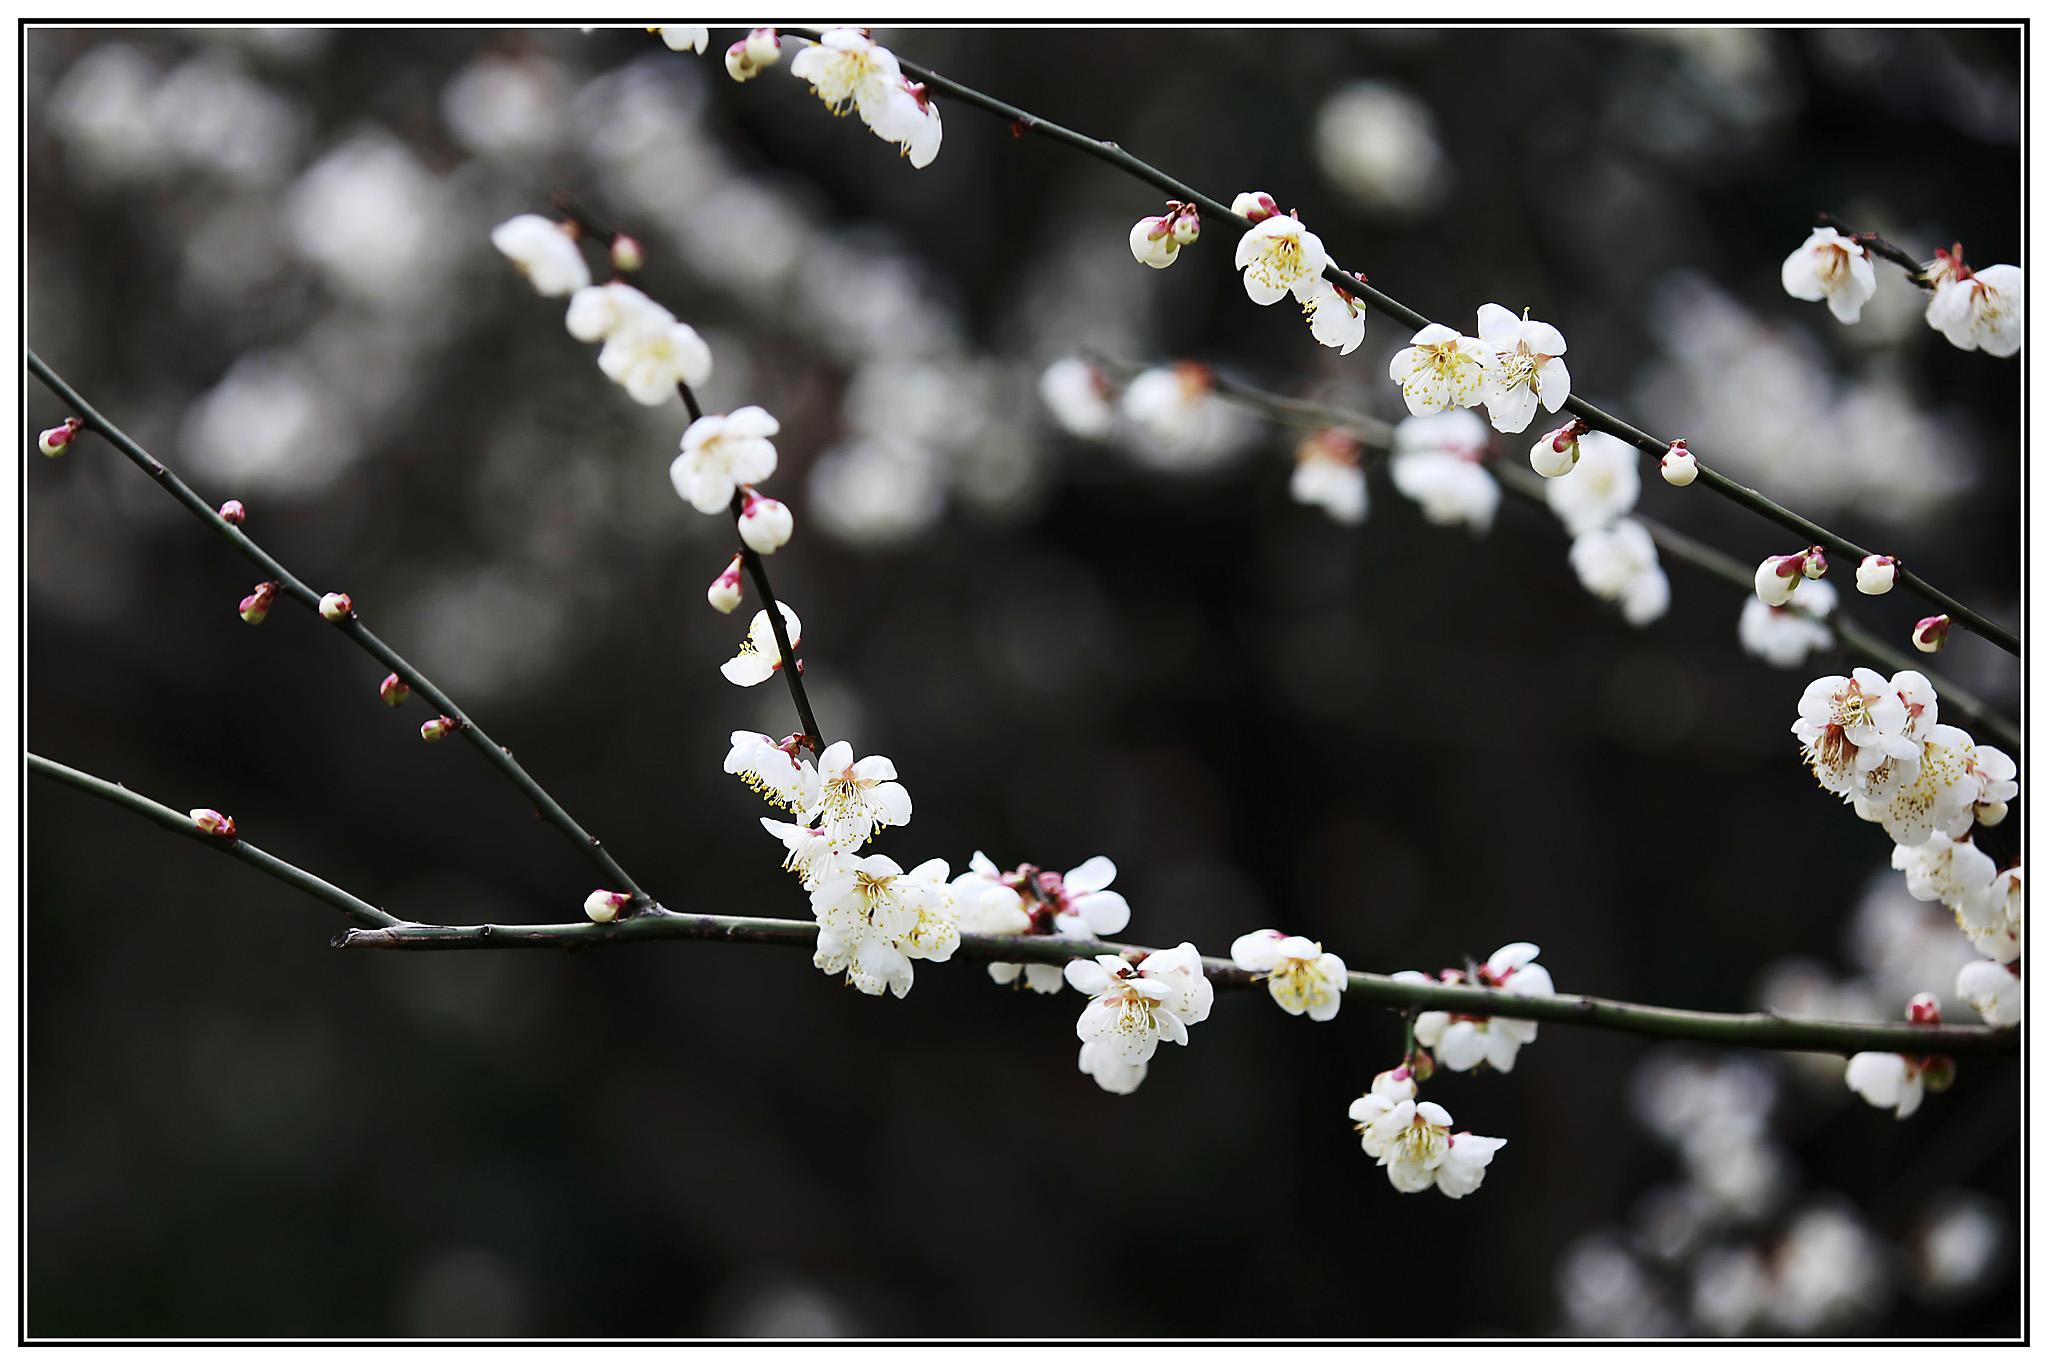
[420,715,456,743]
[1799,546,1828,580]
[1530,424,1581,478]
[1906,993,1943,1025]
[217,499,246,525]
[707,553,745,614]
[189,808,237,837]
[738,490,794,555]
[609,234,644,273]
[1912,614,1951,654]
[378,673,411,707]
[318,592,353,622]
[37,417,81,458]
[1168,202,1201,246]
[238,581,279,624]
[724,40,758,81]
[1855,554,1897,596]
[743,26,781,66]
[1658,440,1697,487]
[583,889,632,923]
[1753,554,1804,607]
[1231,190,1280,223]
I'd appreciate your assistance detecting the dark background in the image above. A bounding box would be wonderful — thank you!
[25,26,2021,1337]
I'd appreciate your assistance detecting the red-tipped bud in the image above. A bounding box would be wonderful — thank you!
[38,417,82,458]
[189,808,237,838]
[1658,440,1697,487]
[738,490,793,555]
[1754,554,1805,607]
[1855,554,1897,596]
[420,715,456,743]
[238,581,279,624]
[1231,190,1280,223]
[744,26,781,66]
[318,591,353,622]
[1799,546,1828,580]
[1906,992,1943,1025]
[1530,423,1582,478]
[217,499,246,525]
[378,673,411,707]
[1168,202,1201,246]
[609,234,644,273]
[583,888,632,923]
[1912,614,1951,654]
[707,553,745,614]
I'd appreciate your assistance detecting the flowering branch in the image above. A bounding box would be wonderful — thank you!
[1816,212,1937,289]
[25,349,662,909]
[796,30,2018,658]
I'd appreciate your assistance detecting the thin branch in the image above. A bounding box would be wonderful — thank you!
[26,350,657,906]
[1817,212,1936,289]
[333,914,2015,1058]
[28,753,398,929]
[787,30,2018,657]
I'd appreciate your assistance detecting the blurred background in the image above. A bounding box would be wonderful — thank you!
[25,25,2021,1338]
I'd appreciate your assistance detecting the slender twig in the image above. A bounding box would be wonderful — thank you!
[28,753,398,929]
[781,30,2017,657]
[26,350,656,906]
[1818,212,1936,289]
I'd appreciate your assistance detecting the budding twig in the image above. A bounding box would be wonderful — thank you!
[1816,212,1937,289]
[781,30,2017,657]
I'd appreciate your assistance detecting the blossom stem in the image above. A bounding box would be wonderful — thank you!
[25,350,656,906]
[28,753,399,929]
[1817,212,1936,290]
[791,31,2018,657]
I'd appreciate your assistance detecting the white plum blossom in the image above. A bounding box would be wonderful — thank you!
[1956,957,2021,1026]
[977,855,1133,992]
[1289,430,1367,525]
[564,281,668,343]
[1569,519,1670,626]
[949,852,1059,993]
[789,26,898,122]
[1474,302,1571,434]
[1953,863,2023,964]
[810,854,957,997]
[871,78,943,168]
[1302,275,1367,354]
[1924,252,2022,357]
[1039,358,1117,440]
[761,816,842,890]
[1851,722,1979,846]
[490,214,590,297]
[1233,212,1328,305]
[1844,1050,1925,1119]
[1781,227,1878,324]
[723,730,820,814]
[1119,363,1248,471]
[721,603,801,687]
[1891,831,1997,910]
[1065,942,1213,1095]
[654,26,709,54]
[1408,942,1555,1073]
[598,307,713,405]
[672,406,780,514]
[1230,929,1348,1021]
[1389,410,1499,533]
[725,27,783,81]
[1544,430,1639,535]
[1347,1093,1505,1198]
[1739,578,1835,668]
[809,741,912,848]
[1389,324,1487,416]
[1791,667,1917,797]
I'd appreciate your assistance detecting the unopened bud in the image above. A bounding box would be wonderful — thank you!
[1370,1066,1418,1103]
[1530,424,1581,478]
[37,417,81,457]
[1799,546,1828,580]
[420,715,456,743]
[744,26,781,66]
[318,591,353,622]
[1912,614,1951,654]
[738,490,794,555]
[1168,203,1201,246]
[584,888,631,923]
[217,499,246,525]
[1231,190,1280,223]
[1407,1049,1436,1083]
[1855,554,1898,596]
[1906,992,1943,1025]
[707,553,745,614]
[189,808,237,838]
[238,581,279,624]
[1128,215,1178,269]
[378,673,411,707]
[1976,798,2009,828]
[724,41,759,81]
[1658,440,1697,487]
[1753,554,1804,607]
[1920,1055,1957,1093]
[609,234,644,273]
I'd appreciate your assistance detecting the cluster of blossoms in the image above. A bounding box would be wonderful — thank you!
[1392,301,1570,435]
[1062,945,1213,1094]
[1540,427,1670,628]
[1788,666,2022,1105]
[784,27,942,168]
[1347,1067,1505,1199]
[1396,942,1556,1074]
[1781,227,2022,357]
[951,854,1132,993]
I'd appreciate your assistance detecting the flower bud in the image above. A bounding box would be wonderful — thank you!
[379,673,411,707]
[420,715,457,743]
[745,26,782,66]
[1912,614,1951,654]
[318,591,353,622]
[38,417,81,457]
[1370,1066,1418,1103]
[217,499,246,525]
[707,554,745,614]
[1168,202,1201,246]
[189,807,236,837]
[1529,424,1580,478]
[609,234,644,273]
[1407,1049,1436,1083]
[1128,215,1178,269]
[738,490,794,555]
[724,41,759,81]
[1855,554,1897,596]
[1658,440,1697,486]
[1753,554,1804,607]
[1906,992,1943,1025]
[1920,1055,1957,1093]
[584,888,631,923]
[1976,798,2009,828]
[1799,546,1828,580]
[1231,190,1280,223]
[238,581,279,624]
